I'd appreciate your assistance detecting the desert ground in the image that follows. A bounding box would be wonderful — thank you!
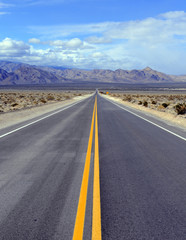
[0,89,185,130]
[0,90,92,129]
[0,90,92,113]
[101,91,186,129]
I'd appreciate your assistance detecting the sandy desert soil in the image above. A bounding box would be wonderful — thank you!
[101,92,186,129]
[0,90,92,113]
[0,90,92,130]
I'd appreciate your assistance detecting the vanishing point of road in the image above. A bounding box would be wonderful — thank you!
[0,92,185,239]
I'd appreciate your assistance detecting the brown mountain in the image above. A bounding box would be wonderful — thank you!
[0,65,67,85]
[42,66,174,83]
[0,68,11,80]
[12,66,66,84]
[0,61,185,85]
[0,68,15,85]
[0,61,30,73]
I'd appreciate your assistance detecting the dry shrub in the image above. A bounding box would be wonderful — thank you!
[64,95,71,99]
[143,101,148,107]
[151,100,157,105]
[123,95,132,102]
[46,95,55,101]
[174,103,186,115]
[168,95,174,101]
[0,104,3,112]
[11,103,19,107]
[7,97,15,104]
[40,98,47,104]
[162,103,169,108]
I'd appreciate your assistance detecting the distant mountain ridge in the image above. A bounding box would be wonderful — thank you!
[0,61,185,85]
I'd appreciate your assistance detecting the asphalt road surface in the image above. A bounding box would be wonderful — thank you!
[0,93,185,240]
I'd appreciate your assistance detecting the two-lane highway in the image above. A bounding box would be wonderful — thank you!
[0,93,185,239]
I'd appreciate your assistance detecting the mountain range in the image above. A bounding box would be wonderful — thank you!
[0,61,186,85]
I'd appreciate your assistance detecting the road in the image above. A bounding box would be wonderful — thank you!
[0,93,185,239]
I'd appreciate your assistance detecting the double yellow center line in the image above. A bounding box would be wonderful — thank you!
[73,95,102,240]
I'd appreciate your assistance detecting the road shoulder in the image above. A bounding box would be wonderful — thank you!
[101,94,186,131]
[0,94,92,130]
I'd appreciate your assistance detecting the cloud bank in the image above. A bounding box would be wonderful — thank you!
[1,11,186,74]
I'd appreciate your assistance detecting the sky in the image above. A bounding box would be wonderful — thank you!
[0,0,186,74]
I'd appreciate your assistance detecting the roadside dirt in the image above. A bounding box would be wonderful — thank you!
[0,91,92,130]
[102,93,186,130]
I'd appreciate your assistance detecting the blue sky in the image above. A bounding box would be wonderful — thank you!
[0,0,186,74]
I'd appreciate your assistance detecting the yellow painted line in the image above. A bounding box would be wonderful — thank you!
[92,96,102,240]
[73,99,96,240]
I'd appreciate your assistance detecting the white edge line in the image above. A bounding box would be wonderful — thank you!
[0,96,91,139]
[101,95,186,142]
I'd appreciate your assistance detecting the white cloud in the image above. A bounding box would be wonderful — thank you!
[0,12,9,15]
[48,38,93,50]
[22,0,65,6]
[85,36,112,44]
[65,38,82,49]
[49,38,84,49]
[49,40,64,46]
[4,0,74,7]
[0,1,12,14]
[29,22,112,39]
[0,3,13,8]
[2,11,186,74]
[29,12,186,45]
[160,11,186,19]
[0,38,30,57]
[28,37,94,51]
[92,52,105,58]
[28,38,41,44]
[0,37,92,67]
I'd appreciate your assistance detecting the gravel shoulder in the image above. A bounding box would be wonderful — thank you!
[102,94,186,130]
[0,94,92,130]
